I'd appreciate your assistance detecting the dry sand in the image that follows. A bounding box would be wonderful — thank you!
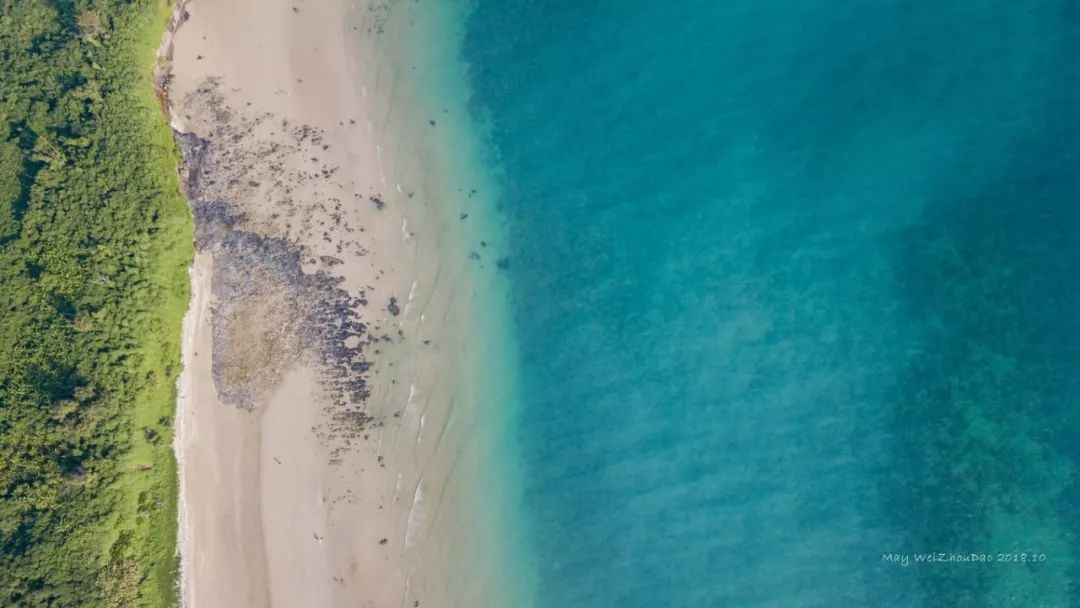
[166,0,506,606]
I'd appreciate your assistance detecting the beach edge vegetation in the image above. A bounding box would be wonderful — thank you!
[0,0,192,605]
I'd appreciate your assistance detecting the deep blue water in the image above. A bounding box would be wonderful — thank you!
[455,1,1080,605]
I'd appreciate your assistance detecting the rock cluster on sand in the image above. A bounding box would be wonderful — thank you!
[175,80,385,436]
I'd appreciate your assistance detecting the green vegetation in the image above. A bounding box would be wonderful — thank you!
[0,0,192,605]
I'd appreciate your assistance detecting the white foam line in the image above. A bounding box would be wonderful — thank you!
[392,471,404,509]
[399,280,421,329]
[404,478,426,549]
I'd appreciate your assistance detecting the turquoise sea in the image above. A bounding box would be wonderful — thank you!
[412,0,1080,605]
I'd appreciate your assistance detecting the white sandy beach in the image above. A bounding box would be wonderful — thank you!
[166,0,515,606]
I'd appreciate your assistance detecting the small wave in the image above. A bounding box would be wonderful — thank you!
[399,280,420,328]
[408,382,427,445]
[404,479,427,548]
[392,471,404,509]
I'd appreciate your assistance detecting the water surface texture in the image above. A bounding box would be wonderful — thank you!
[437,1,1080,605]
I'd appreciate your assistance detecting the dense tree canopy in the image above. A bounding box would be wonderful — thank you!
[0,0,191,605]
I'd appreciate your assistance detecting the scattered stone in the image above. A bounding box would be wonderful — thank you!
[173,81,376,439]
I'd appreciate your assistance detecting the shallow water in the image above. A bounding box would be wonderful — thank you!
[396,0,1080,605]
